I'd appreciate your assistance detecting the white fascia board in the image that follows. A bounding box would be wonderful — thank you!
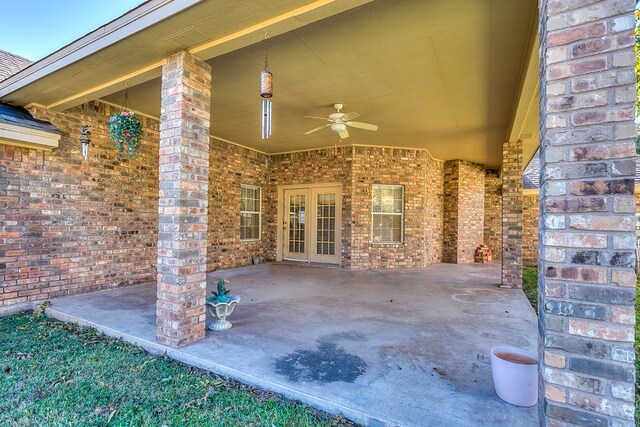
[0,122,61,151]
[0,0,200,98]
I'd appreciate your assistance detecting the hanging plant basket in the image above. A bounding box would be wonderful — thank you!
[109,111,143,158]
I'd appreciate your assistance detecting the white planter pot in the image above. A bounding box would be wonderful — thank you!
[490,346,538,407]
[206,297,240,331]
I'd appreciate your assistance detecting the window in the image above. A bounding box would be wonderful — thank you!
[240,185,261,241]
[371,184,403,243]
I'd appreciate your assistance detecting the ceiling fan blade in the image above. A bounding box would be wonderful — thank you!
[342,111,361,121]
[338,129,350,139]
[305,124,330,135]
[304,116,332,121]
[346,121,378,131]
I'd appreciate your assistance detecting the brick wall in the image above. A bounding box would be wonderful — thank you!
[0,102,159,314]
[539,1,637,425]
[484,169,502,260]
[351,146,443,269]
[443,160,485,263]
[207,139,269,270]
[0,101,274,312]
[522,193,539,267]
[1,103,449,310]
[267,146,444,269]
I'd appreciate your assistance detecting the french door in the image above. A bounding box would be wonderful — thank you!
[282,185,341,264]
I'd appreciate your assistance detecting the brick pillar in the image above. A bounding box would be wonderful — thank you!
[501,139,523,288]
[443,160,485,263]
[156,51,211,347]
[484,169,503,260]
[539,1,636,425]
[443,160,461,263]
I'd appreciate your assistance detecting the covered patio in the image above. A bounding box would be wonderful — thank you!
[46,262,537,426]
[1,0,636,424]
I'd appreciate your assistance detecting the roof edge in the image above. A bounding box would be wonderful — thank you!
[0,0,201,100]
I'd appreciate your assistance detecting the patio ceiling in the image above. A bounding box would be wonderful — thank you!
[0,0,538,168]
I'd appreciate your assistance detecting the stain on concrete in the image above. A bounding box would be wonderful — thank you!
[320,331,367,343]
[452,288,498,304]
[481,332,531,348]
[432,367,447,377]
[275,342,367,384]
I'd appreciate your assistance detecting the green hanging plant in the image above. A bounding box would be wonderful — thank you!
[108,111,143,158]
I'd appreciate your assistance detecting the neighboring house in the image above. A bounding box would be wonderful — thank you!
[0,1,636,425]
[0,49,31,82]
[522,151,640,267]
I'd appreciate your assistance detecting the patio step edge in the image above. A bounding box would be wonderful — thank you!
[44,306,398,427]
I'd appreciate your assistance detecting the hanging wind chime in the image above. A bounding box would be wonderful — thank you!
[79,125,91,161]
[260,33,273,139]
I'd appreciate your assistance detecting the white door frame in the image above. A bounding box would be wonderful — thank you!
[276,182,342,264]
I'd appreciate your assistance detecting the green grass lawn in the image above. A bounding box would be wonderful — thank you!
[0,312,356,427]
[522,267,538,314]
[522,267,639,423]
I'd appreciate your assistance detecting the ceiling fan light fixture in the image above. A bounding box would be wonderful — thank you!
[331,123,347,133]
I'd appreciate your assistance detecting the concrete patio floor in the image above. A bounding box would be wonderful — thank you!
[46,262,539,426]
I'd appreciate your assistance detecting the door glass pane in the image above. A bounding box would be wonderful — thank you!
[316,192,336,255]
[288,194,305,253]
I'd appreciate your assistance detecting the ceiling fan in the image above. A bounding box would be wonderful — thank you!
[304,103,378,139]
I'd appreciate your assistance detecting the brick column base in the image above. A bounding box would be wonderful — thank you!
[156,51,212,347]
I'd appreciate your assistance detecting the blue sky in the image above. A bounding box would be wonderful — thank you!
[1,1,145,61]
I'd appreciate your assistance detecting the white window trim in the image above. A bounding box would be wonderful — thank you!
[240,184,262,242]
[371,184,404,244]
